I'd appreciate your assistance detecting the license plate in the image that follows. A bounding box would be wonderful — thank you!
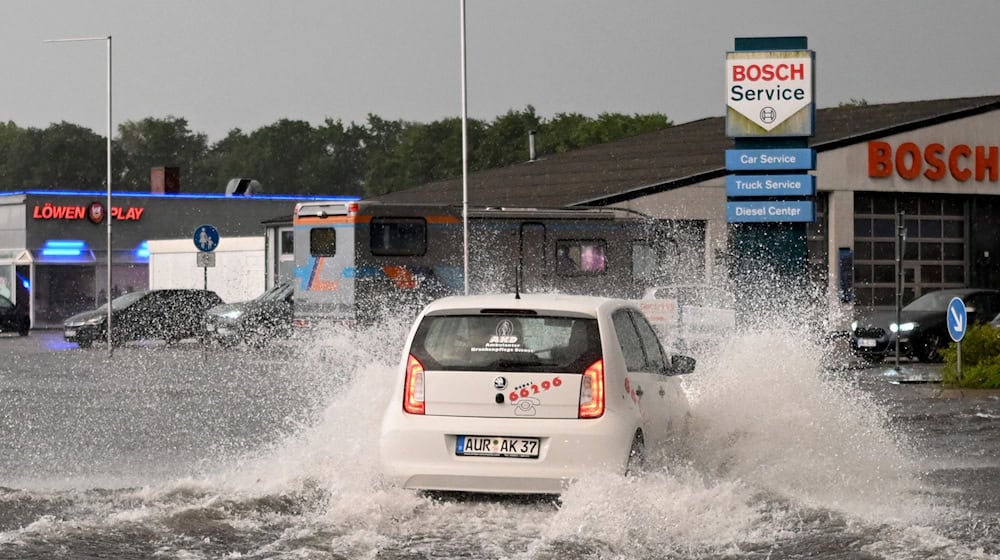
[456,435,540,458]
[65,329,76,337]
[857,338,877,348]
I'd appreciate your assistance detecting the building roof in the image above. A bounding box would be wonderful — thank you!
[373,95,1000,207]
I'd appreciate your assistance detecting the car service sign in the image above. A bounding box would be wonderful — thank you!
[726,50,814,137]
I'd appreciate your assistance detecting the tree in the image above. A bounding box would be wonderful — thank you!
[0,122,107,190]
[116,116,211,192]
[474,106,542,168]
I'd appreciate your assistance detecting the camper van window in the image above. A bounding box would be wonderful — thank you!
[556,240,607,276]
[632,242,657,283]
[310,228,336,257]
[370,218,427,256]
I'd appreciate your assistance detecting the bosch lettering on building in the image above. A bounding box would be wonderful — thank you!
[868,141,1000,182]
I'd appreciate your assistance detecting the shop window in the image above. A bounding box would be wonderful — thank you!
[854,265,873,283]
[943,265,965,284]
[556,240,607,276]
[920,198,943,216]
[943,243,964,261]
[900,198,920,215]
[920,243,942,260]
[872,242,895,260]
[872,218,895,237]
[921,265,943,283]
[310,228,336,257]
[370,218,426,256]
[873,265,895,283]
[872,287,896,306]
[854,242,871,260]
[920,220,942,238]
[943,198,964,215]
[872,196,896,214]
[943,220,963,238]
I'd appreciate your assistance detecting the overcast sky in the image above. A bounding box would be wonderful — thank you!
[2,1,998,142]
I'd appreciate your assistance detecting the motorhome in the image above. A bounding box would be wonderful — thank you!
[291,201,685,327]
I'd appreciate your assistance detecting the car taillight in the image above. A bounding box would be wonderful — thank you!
[578,359,605,418]
[403,354,425,414]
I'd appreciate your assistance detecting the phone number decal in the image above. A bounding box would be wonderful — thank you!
[509,376,562,402]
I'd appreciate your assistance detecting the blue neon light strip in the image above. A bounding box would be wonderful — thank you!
[8,189,359,201]
[44,240,87,249]
[41,239,89,257]
[134,241,150,259]
[41,248,85,256]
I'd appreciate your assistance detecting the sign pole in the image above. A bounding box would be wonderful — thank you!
[947,296,968,385]
[957,341,962,383]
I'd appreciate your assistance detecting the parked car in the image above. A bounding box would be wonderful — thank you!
[379,293,696,495]
[64,289,223,348]
[0,294,30,336]
[203,282,293,348]
[851,288,1000,363]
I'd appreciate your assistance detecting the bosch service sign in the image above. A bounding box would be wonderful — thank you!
[726,50,815,137]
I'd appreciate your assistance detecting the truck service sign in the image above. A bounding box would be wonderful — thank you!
[726,50,814,137]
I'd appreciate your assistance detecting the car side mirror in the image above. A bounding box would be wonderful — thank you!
[666,354,696,375]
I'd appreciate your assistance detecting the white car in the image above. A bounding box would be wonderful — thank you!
[378,293,695,495]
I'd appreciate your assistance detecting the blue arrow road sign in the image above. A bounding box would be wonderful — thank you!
[193,224,220,252]
[947,297,967,342]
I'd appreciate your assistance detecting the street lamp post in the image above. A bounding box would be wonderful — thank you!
[45,35,114,356]
[459,0,469,295]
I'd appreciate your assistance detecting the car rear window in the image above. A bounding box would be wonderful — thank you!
[409,315,601,373]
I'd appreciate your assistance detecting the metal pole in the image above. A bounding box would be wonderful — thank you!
[459,0,469,295]
[44,35,113,356]
[106,36,113,357]
[894,210,904,369]
[957,341,963,383]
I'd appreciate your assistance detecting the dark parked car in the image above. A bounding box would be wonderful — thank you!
[0,294,30,336]
[203,282,293,348]
[851,288,1000,363]
[64,289,223,348]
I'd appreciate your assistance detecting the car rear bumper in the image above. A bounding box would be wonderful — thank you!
[63,325,100,343]
[379,411,634,494]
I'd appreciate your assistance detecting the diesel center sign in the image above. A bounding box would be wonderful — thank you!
[726,50,814,137]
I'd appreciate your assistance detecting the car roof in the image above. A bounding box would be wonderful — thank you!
[421,293,629,317]
[919,288,998,297]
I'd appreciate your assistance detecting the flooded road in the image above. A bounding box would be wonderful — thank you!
[0,329,998,559]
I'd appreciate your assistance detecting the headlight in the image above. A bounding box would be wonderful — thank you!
[220,310,244,320]
[889,322,917,333]
[84,316,105,325]
[850,320,858,331]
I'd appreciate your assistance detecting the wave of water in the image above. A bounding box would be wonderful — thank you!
[1,322,997,559]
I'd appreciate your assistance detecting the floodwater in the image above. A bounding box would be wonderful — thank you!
[0,325,998,559]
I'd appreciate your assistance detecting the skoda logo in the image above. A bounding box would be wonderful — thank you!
[493,376,508,390]
[760,106,777,124]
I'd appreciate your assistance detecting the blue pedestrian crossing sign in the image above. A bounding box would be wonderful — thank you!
[947,297,967,342]
[193,224,220,252]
